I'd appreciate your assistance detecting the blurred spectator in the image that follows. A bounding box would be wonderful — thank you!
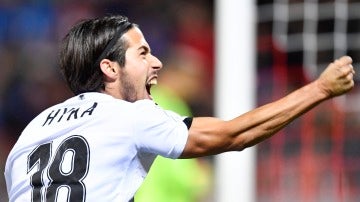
[172,0,214,89]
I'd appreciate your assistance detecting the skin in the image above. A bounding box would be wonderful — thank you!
[100,27,162,102]
[100,27,356,159]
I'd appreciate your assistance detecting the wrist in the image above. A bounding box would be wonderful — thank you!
[312,79,332,100]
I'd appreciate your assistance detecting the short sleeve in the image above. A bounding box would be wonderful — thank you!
[133,100,189,159]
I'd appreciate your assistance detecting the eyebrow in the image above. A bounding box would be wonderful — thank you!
[138,45,151,53]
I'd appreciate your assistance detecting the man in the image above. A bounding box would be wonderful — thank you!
[4,15,355,202]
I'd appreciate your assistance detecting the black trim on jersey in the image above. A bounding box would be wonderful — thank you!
[183,117,193,129]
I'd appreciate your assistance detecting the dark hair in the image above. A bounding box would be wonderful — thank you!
[59,15,135,95]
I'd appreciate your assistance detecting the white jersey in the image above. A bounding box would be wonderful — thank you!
[4,92,189,202]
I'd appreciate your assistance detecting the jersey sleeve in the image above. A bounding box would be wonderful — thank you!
[133,100,189,159]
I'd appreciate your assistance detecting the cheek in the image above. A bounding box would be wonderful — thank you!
[126,68,147,88]
[123,57,149,81]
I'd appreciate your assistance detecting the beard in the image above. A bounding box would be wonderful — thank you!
[120,71,144,102]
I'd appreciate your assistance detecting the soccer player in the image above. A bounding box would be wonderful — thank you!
[4,15,355,202]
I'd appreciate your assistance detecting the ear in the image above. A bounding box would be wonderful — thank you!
[99,59,118,80]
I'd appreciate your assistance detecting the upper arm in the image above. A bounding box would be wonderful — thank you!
[179,117,243,158]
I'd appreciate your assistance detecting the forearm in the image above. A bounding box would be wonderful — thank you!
[228,80,328,150]
[181,80,329,158]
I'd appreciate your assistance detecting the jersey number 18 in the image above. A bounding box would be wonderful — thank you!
[27,135,90,202]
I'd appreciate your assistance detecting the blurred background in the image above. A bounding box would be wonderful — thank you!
[1,0,360,201]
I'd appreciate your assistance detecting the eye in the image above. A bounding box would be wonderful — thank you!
[138,46,150,58]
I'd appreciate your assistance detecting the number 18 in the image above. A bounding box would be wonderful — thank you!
[27,135,90,202]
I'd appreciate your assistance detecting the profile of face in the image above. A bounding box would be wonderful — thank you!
[112,27,163,102]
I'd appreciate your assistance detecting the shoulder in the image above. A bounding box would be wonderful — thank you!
[133,99,186,123]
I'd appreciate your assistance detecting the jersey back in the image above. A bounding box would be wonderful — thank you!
[4,93,189,202]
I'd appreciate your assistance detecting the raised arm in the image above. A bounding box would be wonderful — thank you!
[180,56,355,158]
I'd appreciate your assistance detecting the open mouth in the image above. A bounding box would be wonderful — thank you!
[146,83,151,95]
[146,77,157,98]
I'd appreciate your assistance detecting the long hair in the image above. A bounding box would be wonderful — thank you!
[59,15,135,95]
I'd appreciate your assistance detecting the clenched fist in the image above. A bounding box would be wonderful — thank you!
[317,56,355,98]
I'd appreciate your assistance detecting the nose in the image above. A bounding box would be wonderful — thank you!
[151,54,163,70]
